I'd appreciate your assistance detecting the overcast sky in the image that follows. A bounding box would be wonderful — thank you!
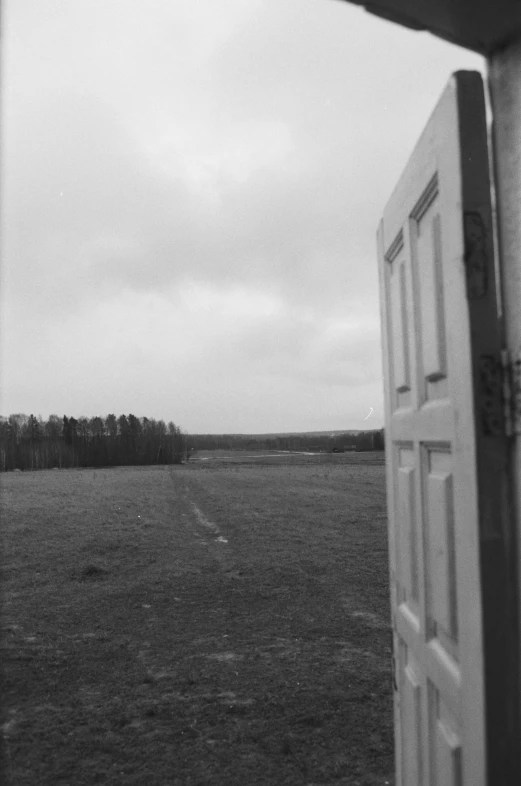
[1,0,483,433]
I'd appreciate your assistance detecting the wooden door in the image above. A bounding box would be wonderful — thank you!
[378,72,515,785]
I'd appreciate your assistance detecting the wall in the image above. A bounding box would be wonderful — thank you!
[488,34,521,773]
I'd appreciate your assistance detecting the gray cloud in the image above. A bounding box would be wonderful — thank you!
[4,83,376,315]
[1,0,483,430]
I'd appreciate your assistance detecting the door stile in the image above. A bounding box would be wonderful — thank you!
[377,220,402,786]
[455,73,520,783]
[408,198,450,786]
[407,211,432,786]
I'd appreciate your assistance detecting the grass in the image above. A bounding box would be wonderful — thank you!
[1,453,394,785]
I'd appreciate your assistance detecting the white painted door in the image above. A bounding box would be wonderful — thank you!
[378,72,513,785]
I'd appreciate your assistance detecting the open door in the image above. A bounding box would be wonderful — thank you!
[378,72,516,785]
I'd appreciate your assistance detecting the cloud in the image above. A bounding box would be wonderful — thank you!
[4,80,379,326]
[1,0,483,429]
[1,281,383,430]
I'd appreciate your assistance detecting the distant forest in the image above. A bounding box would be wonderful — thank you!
[189,430,385,453]
[0,414,187,472]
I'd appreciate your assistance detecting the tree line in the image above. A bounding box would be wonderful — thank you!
[0,413,187,471]
[189,429,384,453]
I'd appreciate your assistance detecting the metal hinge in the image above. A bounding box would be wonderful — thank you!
[501,348,521,437]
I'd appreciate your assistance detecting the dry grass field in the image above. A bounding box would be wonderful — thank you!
[1,452,394,786]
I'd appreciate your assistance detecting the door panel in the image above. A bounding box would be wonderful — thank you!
[378,72,510,785]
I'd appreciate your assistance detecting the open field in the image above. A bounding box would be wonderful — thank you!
[190,450,385,463]
[1,452,394,785]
